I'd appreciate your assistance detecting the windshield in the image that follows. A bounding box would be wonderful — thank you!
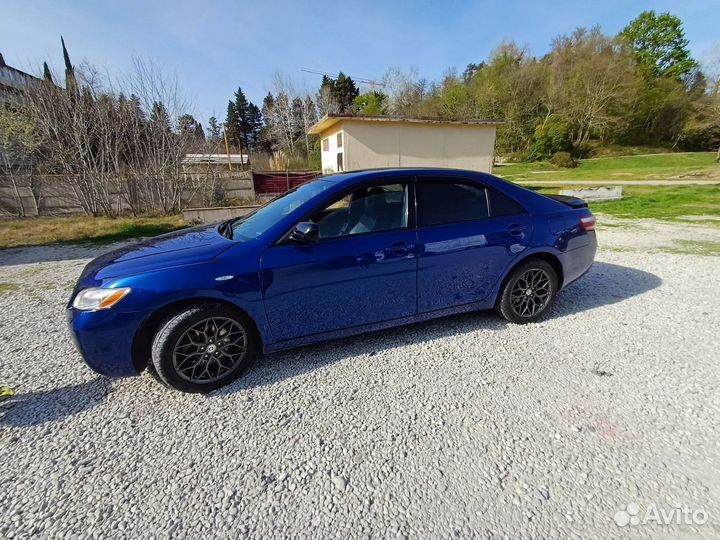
[231,180,333,240]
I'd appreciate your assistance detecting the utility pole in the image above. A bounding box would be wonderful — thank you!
[222,124,233,173]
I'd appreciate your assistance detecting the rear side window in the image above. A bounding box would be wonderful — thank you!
[488,188,526,217]
[417,182,489,226]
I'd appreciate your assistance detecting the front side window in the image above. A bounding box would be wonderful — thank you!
[311,183,408,239]
[417,181,489,226]
[232,180,334,240]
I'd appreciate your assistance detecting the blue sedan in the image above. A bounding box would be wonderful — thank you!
[68,168,597,392]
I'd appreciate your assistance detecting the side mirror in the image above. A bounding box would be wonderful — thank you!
[289,221,319,243]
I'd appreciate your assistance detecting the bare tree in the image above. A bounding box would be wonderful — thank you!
[0,105,39,216]
[546,28,640,145]
[24,58,207,216]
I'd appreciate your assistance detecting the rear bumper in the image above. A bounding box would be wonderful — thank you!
[559,231,597,288]
[67,308,144,377]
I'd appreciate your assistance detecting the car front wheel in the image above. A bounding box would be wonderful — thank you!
[151,304,258,393]
[496,259,558,324]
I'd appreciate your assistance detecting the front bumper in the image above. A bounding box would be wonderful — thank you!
[67,307,145,377]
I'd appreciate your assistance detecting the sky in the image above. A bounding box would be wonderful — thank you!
[1,0,718,125]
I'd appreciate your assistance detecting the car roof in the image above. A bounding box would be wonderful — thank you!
[321,167,497,187]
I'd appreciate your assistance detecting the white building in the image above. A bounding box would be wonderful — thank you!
[0,53,40,105]
[308,114,502,174]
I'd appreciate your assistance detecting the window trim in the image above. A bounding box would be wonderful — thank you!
[273,177,416,246]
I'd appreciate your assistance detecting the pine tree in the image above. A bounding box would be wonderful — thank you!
[42,62,53,84]
[225,100,240,149]
[225,87,263,153]
[207,116,222,143]
[60,36,78,96]
[334,72,359,111]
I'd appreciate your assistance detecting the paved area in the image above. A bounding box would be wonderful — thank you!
[1,220,719,539]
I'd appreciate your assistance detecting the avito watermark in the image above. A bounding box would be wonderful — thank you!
[614,502,708,527]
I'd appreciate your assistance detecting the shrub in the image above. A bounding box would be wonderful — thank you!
[677,124,720,152]
[503,149,532,163]
[531,117,573,159]
[550,151,577,168]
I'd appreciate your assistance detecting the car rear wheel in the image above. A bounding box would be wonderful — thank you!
[150,304,258,393]
[496,259,558,324]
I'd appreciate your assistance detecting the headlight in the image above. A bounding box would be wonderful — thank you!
[72,287,131,311]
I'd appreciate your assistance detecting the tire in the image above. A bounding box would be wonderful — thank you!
[150,304,258,393]
[495,259,558,324]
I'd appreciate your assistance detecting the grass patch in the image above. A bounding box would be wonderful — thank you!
[521,184,720,221]
[498,152,720,182]
[588,185,720,220]
[669,240,720,256]
[0,282,20,295]
[0,215,190,249]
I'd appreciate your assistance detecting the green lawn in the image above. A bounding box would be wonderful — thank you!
[497,152,720,183]
[0,215,191,249]
[523,184,720,221]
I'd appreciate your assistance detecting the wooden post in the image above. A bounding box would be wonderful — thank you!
[222,124,233,172]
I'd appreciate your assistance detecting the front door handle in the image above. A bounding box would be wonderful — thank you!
[386,241,416,256]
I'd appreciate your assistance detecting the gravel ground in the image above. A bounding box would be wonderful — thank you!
[1,220,719,539]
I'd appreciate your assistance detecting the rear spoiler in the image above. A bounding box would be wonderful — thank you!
[547,194,588,209]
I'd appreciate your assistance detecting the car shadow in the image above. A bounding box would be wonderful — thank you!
[214,261,662,395]
[0,377,112,428]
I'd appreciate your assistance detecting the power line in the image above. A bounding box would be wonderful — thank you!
[300,67,385,90]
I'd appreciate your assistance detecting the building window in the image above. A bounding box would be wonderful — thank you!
[336,132,343,148]
[322,138,329,151]
[336,152,344,172]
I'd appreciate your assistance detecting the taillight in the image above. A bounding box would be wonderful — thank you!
[580,215,596,232]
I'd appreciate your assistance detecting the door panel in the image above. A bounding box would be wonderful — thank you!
[261,229,418,341]
[417,215,533,313]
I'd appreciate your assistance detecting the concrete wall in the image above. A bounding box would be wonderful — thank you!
[319,120,497,173]
[0,172,255,217]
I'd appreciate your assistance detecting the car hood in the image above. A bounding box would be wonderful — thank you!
[78,224,235,284]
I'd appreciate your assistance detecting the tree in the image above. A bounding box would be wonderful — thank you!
[207,116,222,143]
[622,11,697,81]
[462,62,485,83]
[353,91,389,115]
[225,87,263,153]
[42,62,53,84]
[0,106,40,216]
[466,42,546,153]
[316,73,359,114]
[545,27,640,145]
[333,72,359,112]
[60,36,78,96]
[225,100,240,149]
[381,67,429,117]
